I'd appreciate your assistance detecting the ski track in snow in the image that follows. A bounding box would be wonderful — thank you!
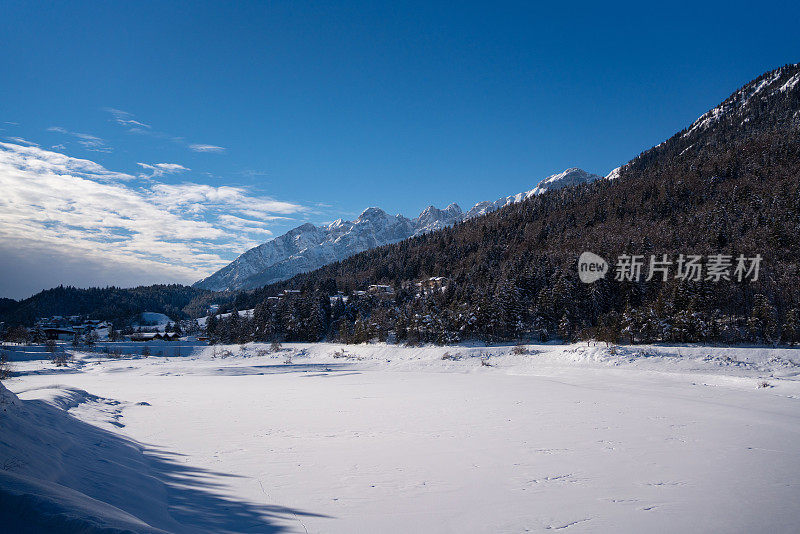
[2,341,800,533]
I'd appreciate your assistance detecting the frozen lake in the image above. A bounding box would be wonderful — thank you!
[3,342,800,532]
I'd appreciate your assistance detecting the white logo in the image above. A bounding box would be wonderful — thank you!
[578,252,608,283]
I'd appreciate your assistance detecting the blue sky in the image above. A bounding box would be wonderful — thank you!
[0,1,798,298]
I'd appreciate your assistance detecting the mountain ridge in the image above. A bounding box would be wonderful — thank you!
[194,167,603,291]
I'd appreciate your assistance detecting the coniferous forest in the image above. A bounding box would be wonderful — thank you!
[204,65,800,346]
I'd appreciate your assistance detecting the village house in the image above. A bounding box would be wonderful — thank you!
[42,327,77,341]
[402,276,451,296]
[129,332,180,342]
[329,293,349,306]
[368,284,395,297]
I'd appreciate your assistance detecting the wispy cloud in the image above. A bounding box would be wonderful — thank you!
[137,162,190,179]
[47,126,111,152]
[6,137,39,146]
[0,142,307,288]
[104,108,151,129]
[189,144,226,153]
[240,169,269,177]
[104,108,226,154]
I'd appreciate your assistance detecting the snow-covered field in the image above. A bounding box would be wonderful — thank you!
[2,342,800,533]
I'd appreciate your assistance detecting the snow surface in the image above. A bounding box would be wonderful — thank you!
[3,342,800,533]
[137,312,173,331]
[605,166,622,180]
[779,72,800,93]
[194,168,603,291]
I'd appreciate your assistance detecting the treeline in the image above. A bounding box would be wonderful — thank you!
[205,64,800,346]
[204,276,800,346]
[0,284,221,328]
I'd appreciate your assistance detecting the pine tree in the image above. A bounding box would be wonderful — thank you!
[782,309,800,345]
[558,312,573,342]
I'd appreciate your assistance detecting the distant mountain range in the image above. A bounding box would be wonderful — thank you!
[194,168,603,291]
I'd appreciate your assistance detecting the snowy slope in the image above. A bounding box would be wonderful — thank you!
[195,168,602,291]
[604,64,800,184]
[138,312,172,329]
[682,64,798,138]
[0,383,175,533]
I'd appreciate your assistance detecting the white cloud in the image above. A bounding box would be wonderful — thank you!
[0,142,307,294]
[217,214,274,235]
[189,144,226,153]
[1,141,133,181]
[148,182,301,216]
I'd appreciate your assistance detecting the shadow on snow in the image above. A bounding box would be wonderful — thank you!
[0,385,330,533]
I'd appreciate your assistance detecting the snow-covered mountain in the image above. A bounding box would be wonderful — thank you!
[464,168,602,218]
[608,63,800,184]
[194,168,603,291]
[683,65,799,138]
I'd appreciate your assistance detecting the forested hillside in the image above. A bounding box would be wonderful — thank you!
[0,285,221,327]
[204,64,800,346]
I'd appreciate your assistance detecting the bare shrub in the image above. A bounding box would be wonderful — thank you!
[51,350,72,367]
[270,340,282,353]
[511,343,528,355]
[758,380,772,388]
[0,351,12,379]
[441,351,462,361]
[141,346,151,357]
[284,354,293,365]
[255,348,270,358]
[331,349,364,361]
[84,331,98,350]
